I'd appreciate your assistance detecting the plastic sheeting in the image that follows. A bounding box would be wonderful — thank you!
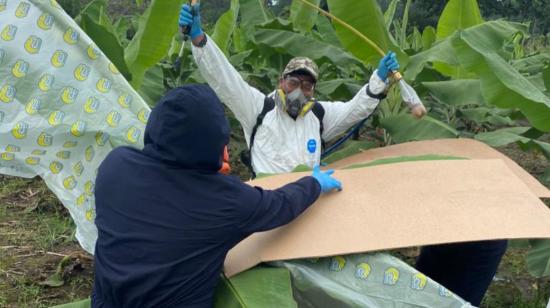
[0,0,150,254]
[275,253,475,308]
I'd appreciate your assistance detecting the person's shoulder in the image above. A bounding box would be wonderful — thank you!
[98,146,139,171]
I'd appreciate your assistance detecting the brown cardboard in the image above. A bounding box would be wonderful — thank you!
[327,138,550,198]
[224,159,550,277]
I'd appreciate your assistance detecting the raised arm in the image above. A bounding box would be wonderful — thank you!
[179,4,265,134]
[320,52,399,141]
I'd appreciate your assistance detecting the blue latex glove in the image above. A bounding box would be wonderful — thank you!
[376,51,399,81]
[178,3,203,40]
[312,165,342,193]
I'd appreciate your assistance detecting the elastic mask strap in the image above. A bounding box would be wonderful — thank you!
[277,89,287,110]
[299,100,315,117]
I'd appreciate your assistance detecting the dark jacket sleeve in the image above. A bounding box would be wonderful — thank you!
[238,176,321,234]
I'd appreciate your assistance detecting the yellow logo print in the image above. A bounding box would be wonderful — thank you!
[85,209,94,222]
[61,87,78,104]
[0,84,16,103]
[85,145,95,162]
[5,144,20,152]
[0,0,6,12]
[25,157,40,166]
[96,78,111,93]
[84,97,100,113]
[1,25,17,41]
[48,110,65,126]
[138,108,150,123]
[32,149,46,156]
[12,60,29,78]
[51,50,67,68]
[50,0,61,9]
[1,152,15,161]
[37,13,54,30]
[25,98,41,115]
[37,132,53,147]
[70,120,87,137]
[11,121,28,139]
[74,64,90,81]
[126,126,141,144]
[24,35,42,54]
[63,141,78,148]
[118,94,132,108]
[73,161,84,177]
[329,256,346,272]
[106,111,121,127]
[95,131,109,146]
[49,161,63,174]
[355,263,371,280]
[15,2,30,18]
[76,194,87,206]
[411,273,427,290]
[87,44,100,60]
[56,151,71,160]
[108,62,120,74]
[383,267,400,286]
[38,74,54,92]
[63,176,77,190]
[84,181,94,196]
[63,27,79,45]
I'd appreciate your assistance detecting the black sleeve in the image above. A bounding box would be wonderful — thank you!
[238,176,321,234]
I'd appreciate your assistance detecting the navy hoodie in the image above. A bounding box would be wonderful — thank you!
[91,84,321,308]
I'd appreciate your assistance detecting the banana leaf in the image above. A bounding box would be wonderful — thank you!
[527,239,550,278]
[213,267,297,308]
[383,0,399,31]
[326,0,407,67]
[422,26,436,50]
[290,0,320,33]
[380,115,459,144]
[454,22,550,131]
[80,14,131,80]
[124,0,181,89]
[423,79,484,107]
[239,0,271,39]
[434,0,483,78]
[474,127,531,147]
[436,0,483,40]
[544,64,550,91]
[315,15,342,47]
[212,0,240,55]
[253,29,362,68]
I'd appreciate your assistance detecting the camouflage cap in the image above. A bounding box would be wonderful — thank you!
[282,57,319,82]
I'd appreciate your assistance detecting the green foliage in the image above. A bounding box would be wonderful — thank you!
[212,0,240,54]
[527,240,550,278]
[326,0,407,67]
[213,268,297,308]
[290,0,320,33]
[124,0,182,88]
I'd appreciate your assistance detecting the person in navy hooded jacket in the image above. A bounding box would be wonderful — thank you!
[91,84,342,308]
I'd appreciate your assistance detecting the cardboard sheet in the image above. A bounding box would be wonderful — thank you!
[224,159,550,277]
[327,138,550,198]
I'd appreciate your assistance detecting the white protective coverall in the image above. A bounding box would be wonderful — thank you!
[192,35,387,174]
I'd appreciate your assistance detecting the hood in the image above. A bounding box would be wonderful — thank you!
[143,84,230,171]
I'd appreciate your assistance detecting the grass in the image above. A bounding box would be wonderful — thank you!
[0,176,93,308]
[0,142,549,307]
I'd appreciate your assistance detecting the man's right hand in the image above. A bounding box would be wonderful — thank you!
[312,165,342,193]
[178,4,203,40]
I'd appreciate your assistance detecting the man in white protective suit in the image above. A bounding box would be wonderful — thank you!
[179,5,399,177]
